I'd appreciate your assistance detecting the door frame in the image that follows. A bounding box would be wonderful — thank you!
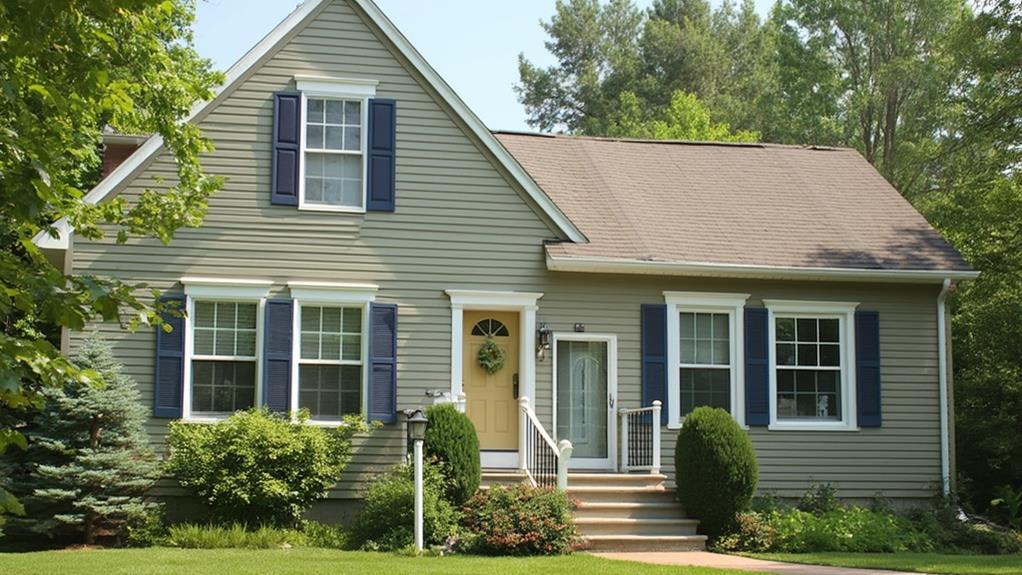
[551,332,617,470]
[446,290,542,468]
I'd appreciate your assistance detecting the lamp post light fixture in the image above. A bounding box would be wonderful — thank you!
[405,408,428,552]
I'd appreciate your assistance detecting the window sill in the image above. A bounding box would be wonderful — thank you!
[180,416,229,424]
[297,204,367,214]
[767,421,860,432]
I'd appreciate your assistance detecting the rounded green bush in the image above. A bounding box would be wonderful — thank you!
[675,406,758,538]
[459,484,578,555]
[424,403,480,505]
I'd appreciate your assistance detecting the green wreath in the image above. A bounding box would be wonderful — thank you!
[477,338,506,374]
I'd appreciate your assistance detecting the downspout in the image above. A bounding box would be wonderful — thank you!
[937,278,952,496]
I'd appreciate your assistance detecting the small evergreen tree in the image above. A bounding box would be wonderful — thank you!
[0,333,161,544]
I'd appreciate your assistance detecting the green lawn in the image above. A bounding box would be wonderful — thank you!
[0,548,768,575]
[752,552,1022,575]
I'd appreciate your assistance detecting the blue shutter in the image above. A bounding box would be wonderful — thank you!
[154,294,186,418]
[368,303,397,423]
[745,307,770,426]
[271,91,301,206]
[856,310,882,427]
[641,304,668,425]
[263,299,294,413]
[366,98,396,212]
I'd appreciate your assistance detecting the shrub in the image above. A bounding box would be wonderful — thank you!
[301,520,347,549]
[713,512,776,553]
[123,508,168,548]
[347,461,459,551]
[424,403,481,506]
[908,506,1022,555]
[797,482,840,515]
[164,523,306,549]
[459,485,578,556]
[675,406,758,538]
[166,409,367,527]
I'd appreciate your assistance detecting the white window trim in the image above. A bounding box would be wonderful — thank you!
[665,292,750,429]
[181,278,272,422]
[763,299,860,431]
[288,282,377,426]
[295,77,377,214]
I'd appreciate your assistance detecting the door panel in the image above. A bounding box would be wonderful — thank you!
[556,338,613,467]
[463,310,519,450]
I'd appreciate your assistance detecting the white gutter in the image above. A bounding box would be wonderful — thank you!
[937,278,952,495]
[546,254,981,284]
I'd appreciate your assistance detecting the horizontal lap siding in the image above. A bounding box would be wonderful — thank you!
[70,0,944,503]
[70,0,557,502]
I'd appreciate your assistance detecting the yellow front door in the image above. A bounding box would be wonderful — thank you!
[463,310,519,450]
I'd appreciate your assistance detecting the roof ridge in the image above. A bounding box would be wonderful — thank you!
[492,130,852,152]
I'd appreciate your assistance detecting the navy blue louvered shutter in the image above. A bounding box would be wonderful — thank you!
[366,98,396,212]
[856,310,882,427]
[368,303,398,423]
[745,307,770,426]
[271,91,301,205]
[154,294,186,417]
[641,304,669,426]
[263,299,294,413]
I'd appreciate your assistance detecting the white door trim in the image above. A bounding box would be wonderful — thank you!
[446,290,541,406]
[551,332,617,470]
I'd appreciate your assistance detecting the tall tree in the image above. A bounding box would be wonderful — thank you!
[1,333,161,544]
[0,0,222,522]
[607,89,759,142]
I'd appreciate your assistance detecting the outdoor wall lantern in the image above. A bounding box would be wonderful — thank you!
[536,322,552,359]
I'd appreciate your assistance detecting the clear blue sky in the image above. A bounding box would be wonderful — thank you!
[194,0,772,132]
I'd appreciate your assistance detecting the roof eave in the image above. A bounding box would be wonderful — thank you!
[545,254,980,284]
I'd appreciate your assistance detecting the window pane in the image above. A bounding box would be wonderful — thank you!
[776,368,841,421]
[343,127,360,151]
[776,317,795,341]
[299,364,362,421]
[302,306,320,332]
[194,328,215,356]
[191,360,255,414]
[307,99,324,123]
[195,301,215,328]
[214,327,234,357]
[218,303,237,329]
[325,100,343,124]
[777,369,794,392]
[306,125,324,149]
[712,313,729,339]
[325,126,343,150]
[343,307,362,333]
[796,318,818,342]
[695,339,712,364]
[819,343,840,366]
[695,314,712,339]
[776,343,795,366]
[236,330,256,357]
[301,332,319,360]
[341,335,361,361]
[322,307,342,333]
[711,339,729,365]
[680,313,695,338]
[797,343,818,366]
[236,304,257,330]
[344,100,360,124]
[341,155,361,178]
[819,318,840,342]
[680,367,730,417]
[321,333,342,361]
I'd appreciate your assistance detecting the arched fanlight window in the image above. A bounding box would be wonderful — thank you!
[471,318,509,337]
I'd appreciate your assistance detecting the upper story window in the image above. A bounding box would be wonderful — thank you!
[764,300,859,431]
[665,292,750,429]
[295,77,377,213]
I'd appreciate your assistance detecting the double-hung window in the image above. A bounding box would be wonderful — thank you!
[298,305,364,421]
[296,78,377,212]
[665,292,750,428]
[182,278,271,420]
[288,282,377,425]
[764,300,858,430]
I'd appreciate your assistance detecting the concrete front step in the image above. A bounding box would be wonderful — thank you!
[566,485,672,504]
[582,534,707,552]
[566,473,667,489]
[575,517,700,537]
[480,471,527,488]
[574,501,688,520]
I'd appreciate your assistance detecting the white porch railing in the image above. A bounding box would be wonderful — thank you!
[518,396,573,490]
[619,400,661,473]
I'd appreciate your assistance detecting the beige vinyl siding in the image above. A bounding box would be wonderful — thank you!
[69,0,945,502]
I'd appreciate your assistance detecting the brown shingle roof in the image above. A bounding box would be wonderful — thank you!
[494,132,972,276]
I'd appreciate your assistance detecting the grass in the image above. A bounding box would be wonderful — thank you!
[0,548,771,575]
[752,552,1022,575]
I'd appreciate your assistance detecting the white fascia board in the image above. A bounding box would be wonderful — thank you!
[31,0,329,251]
[350,0,586,244]
[182,277,273,300]
[663,291,751,308]
[445,289,543,309]
[294,75,378,98]
[287,281,378,304]
[546,254,980,283]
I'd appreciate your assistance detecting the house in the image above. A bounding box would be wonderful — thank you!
[35,0,976,550]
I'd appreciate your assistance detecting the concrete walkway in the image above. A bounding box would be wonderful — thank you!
[593,551,929,575]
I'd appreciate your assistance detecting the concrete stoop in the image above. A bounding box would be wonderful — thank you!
[480,470,707,552]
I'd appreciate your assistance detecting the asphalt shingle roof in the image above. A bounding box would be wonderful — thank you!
[494,132,971,273]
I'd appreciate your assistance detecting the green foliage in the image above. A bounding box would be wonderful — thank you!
[301,520,348,550]
[991,485,1022,530]
[424,403,480,506]
[797,483,840,515]
[163,523,307,549]
[459,484,578,556]
[0,333,162,544]
[122,507,168,548]
[675,406,758,538]
[166,409,367,528]
[347,462,459,551]
[607,90,759,142]
[0,0,222,528]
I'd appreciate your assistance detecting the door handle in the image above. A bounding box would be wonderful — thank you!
[609,394,615,408]
[513,373,520,399]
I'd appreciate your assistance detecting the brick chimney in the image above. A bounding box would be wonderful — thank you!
[101,133,147,178]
